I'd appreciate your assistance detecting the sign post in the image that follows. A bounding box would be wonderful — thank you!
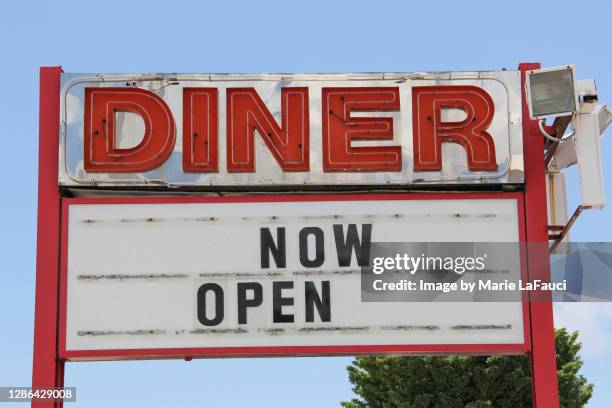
[32,67,64,408]
[520,62,560,407]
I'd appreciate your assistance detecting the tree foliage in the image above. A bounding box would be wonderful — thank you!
[342,328,593,408]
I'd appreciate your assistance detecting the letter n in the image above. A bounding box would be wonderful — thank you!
[226,87,309,172]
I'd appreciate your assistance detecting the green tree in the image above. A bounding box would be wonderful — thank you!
[342,328,593,408]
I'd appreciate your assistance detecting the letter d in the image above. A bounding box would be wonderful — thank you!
[84,87,175,172]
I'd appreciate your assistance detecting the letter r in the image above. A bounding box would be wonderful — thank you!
[412,85,497,171]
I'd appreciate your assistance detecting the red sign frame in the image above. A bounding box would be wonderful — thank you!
[58,192,531,361]
[32,64,560,407]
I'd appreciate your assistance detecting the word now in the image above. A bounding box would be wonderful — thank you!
[84,85,498,173]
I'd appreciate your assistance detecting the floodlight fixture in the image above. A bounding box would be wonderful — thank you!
[526,65,578,120]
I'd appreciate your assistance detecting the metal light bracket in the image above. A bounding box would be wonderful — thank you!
[548,205,591,253]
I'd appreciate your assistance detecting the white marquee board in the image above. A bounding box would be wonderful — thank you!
[61,196,526,359]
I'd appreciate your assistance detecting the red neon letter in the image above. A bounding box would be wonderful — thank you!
[183,88,218,172]
[226,87,309,172]
[322,87,401,172]
[84,87,175,173]
[412,85,497,171]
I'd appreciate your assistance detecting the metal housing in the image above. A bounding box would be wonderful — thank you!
[59,71,525,191]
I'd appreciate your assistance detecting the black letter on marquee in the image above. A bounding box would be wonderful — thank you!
[261,227,286,268]
[305,281,331,322]
[272,281,294,323]
[333,224,372,267]
[299,227,325,268]
[237,282,263,324]
[197,283,224,326]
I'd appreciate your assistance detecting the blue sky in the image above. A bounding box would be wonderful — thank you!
[1,0,612,406]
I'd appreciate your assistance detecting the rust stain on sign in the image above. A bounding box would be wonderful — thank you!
[77,273,189,281]
[452,324,512,330]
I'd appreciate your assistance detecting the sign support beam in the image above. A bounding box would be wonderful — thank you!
[32,66,64,408]
[520,62,560,408]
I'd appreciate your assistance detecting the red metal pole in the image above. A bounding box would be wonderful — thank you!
[32,66,64,408]
[519,62,560,407]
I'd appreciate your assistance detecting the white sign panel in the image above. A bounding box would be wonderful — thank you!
[62,196,525,358]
